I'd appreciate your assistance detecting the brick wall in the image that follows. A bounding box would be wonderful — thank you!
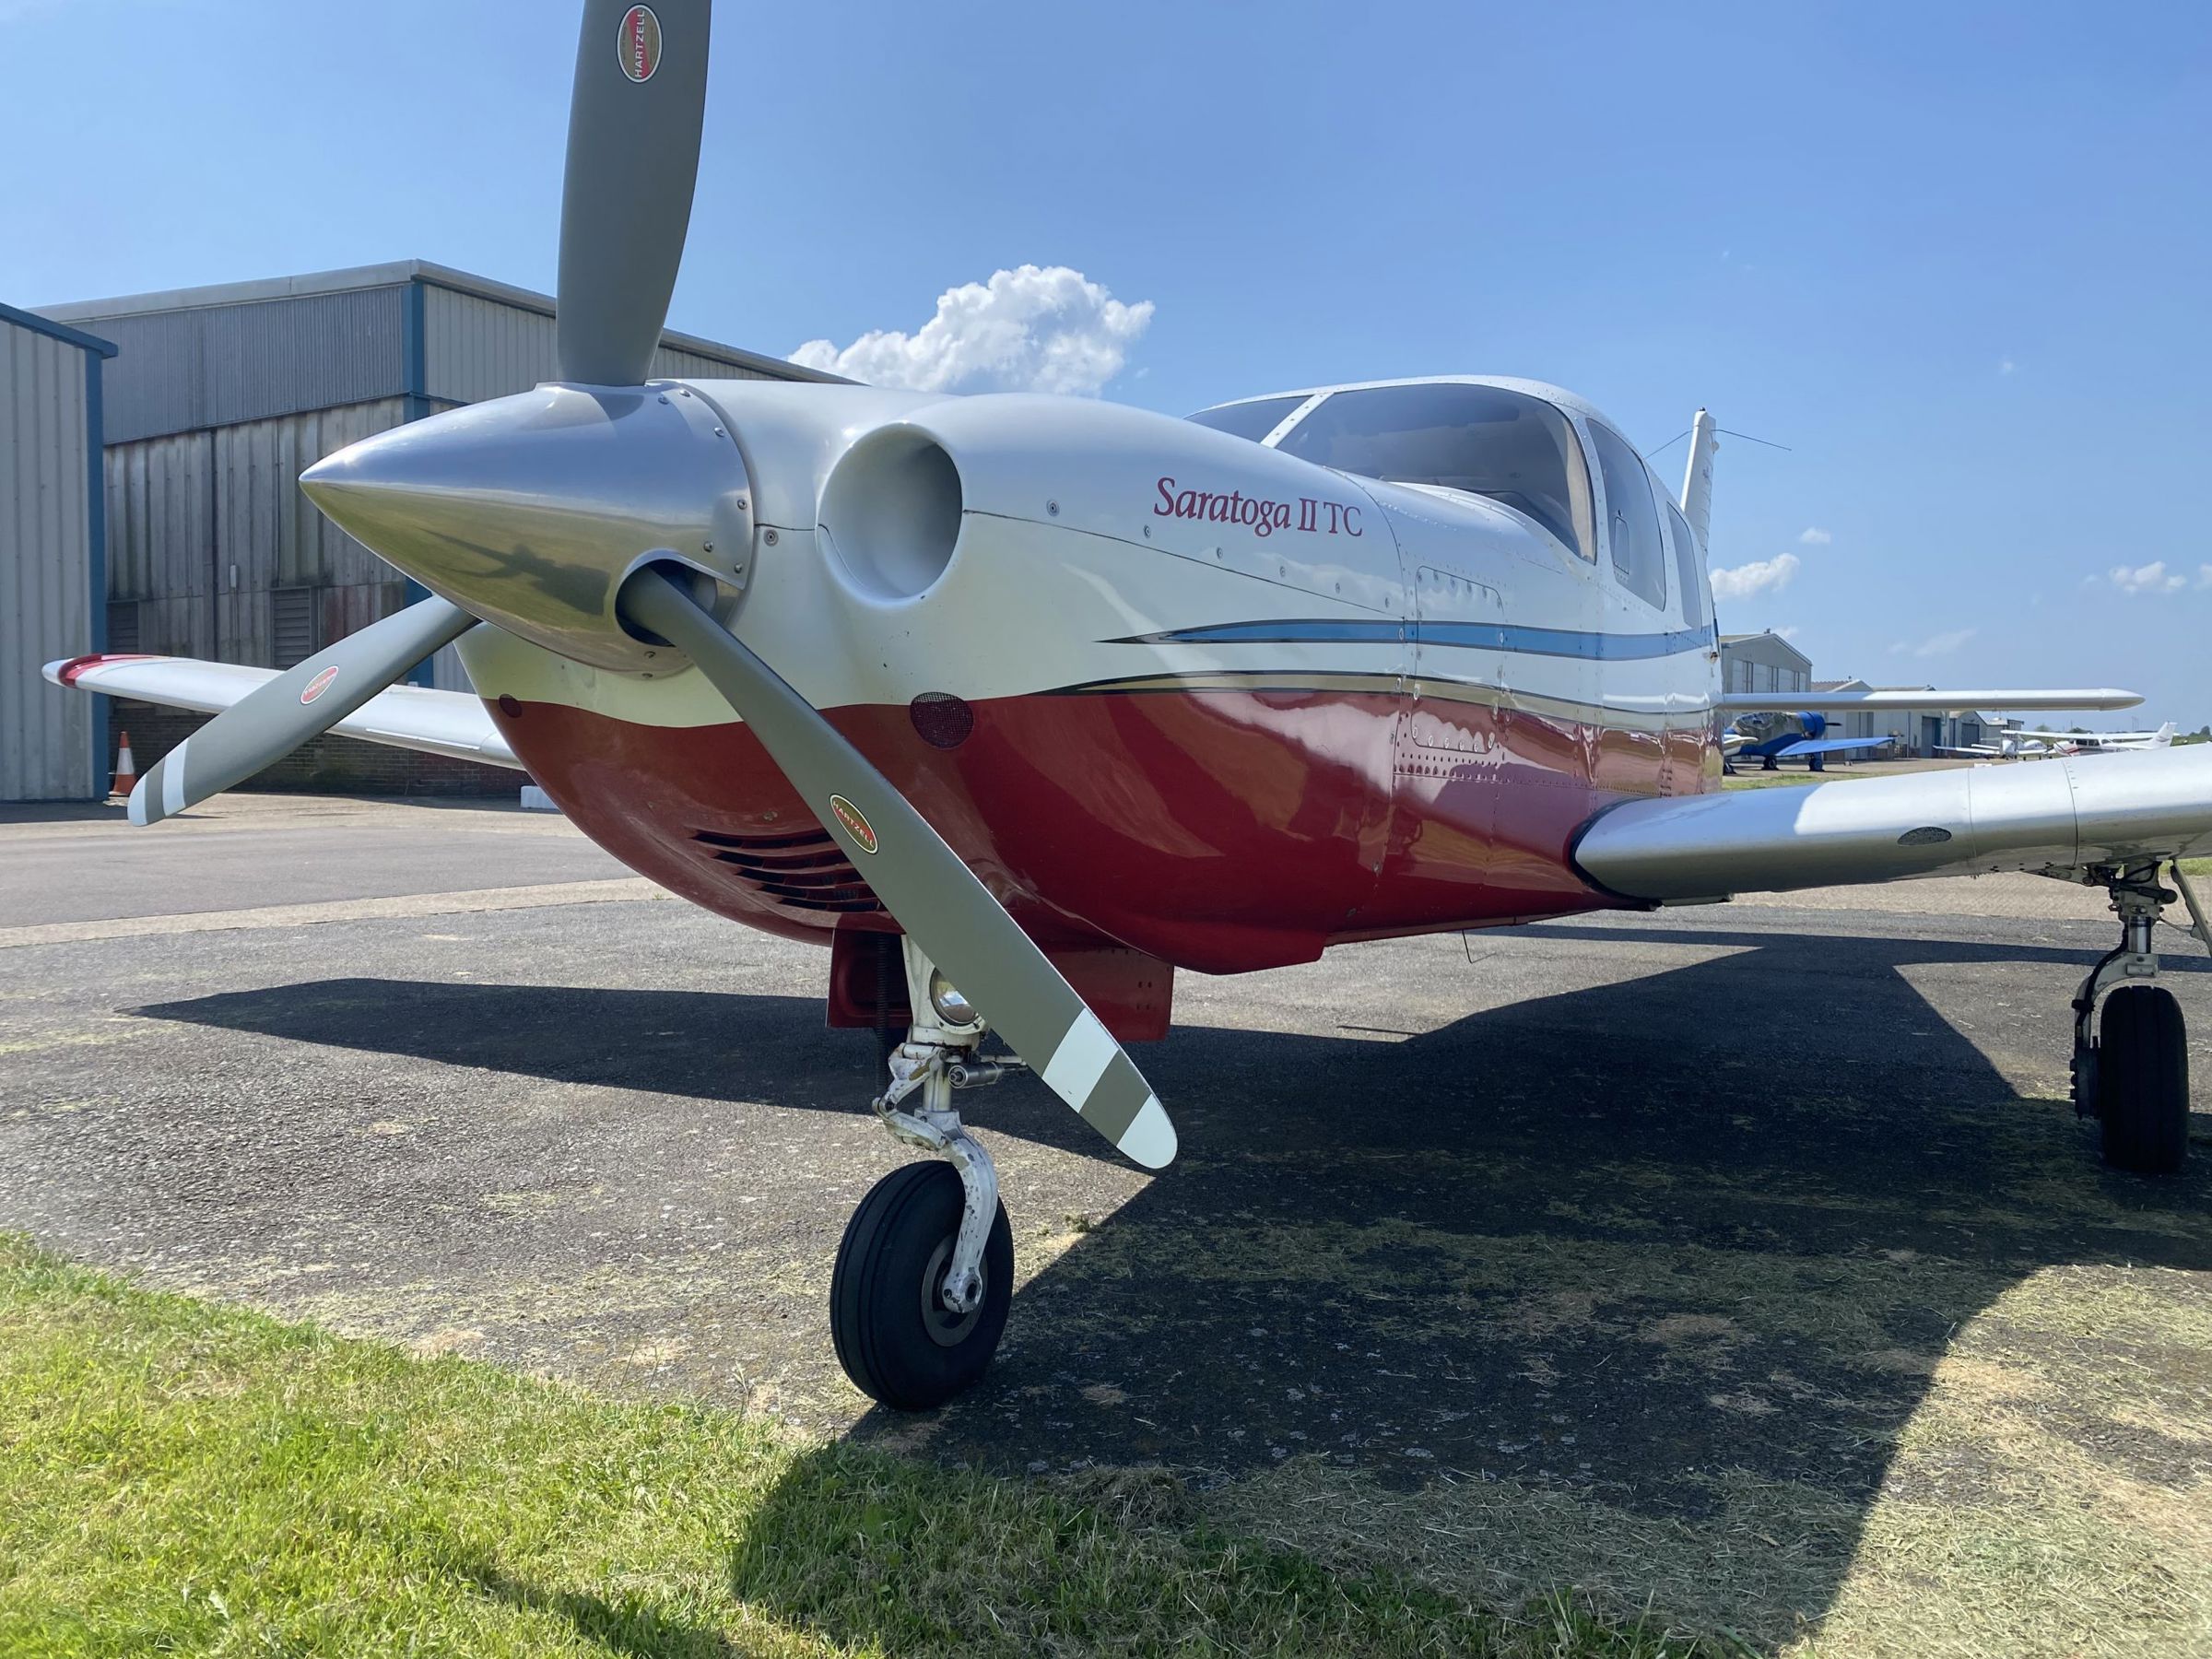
[107,702,517,797]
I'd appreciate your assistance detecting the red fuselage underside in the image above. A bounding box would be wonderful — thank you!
[493,689,1706,975]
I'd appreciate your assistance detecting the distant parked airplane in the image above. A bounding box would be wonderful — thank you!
[1936,735,2052,760]
[1723,710,1893,771]
[2005,723,2178,757]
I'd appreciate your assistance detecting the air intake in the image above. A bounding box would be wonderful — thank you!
[688,827,883,913]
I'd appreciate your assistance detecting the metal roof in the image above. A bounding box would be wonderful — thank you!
[0,300,115,359]
[41,260,842,384]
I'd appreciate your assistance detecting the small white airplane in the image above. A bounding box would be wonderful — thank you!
[1936,735,2051,760]
[41,0,2212,1409]
[2006,722,2179,756]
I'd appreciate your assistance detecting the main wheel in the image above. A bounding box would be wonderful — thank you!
[830,1161,1013,1409]
[2098,984,2190,1174]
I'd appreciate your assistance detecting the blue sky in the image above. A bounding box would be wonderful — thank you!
[6,2,2207,721]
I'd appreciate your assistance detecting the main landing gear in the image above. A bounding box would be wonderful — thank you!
[831,939,1024,1408]
[2070,863,2208,1174]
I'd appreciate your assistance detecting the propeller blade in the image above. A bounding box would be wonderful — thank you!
[618,568,1177,1171]
[129,597,477,827]
[556,0,711,386]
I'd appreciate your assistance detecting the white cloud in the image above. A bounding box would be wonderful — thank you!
[790,265,1154,395]
[2107,560,2187,596]
[1910,628,1976,658]
[1773,626,1802,641]
[1999,358,2016,375]
[1709,552,1799,602]
[2199,564,2212,589]
[1797,526,1831,546]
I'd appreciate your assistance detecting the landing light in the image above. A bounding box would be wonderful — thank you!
[928,971,976,1026]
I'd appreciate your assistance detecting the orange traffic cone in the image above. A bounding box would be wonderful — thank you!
[110,730,137,801]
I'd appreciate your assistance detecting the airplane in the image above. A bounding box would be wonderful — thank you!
[2006,722,2179,756]
[1723,710,1895,771]
[42,0,2212,1410]
[1936,735,2051,760]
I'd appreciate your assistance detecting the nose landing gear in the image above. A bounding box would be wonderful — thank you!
[830,939,1027,1409]
[2070,863,2206,1174]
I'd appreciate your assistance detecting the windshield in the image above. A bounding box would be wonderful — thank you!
[1184,395,1308,442]
[1270,382,1594,558]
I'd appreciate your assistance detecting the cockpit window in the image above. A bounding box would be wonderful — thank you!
[1185,395,1308,442]
[1266,382,1595,559]
[1587,421,1667,610]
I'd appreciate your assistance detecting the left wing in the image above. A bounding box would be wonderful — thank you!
[43,653,521,772]
[1574,747,2212,901]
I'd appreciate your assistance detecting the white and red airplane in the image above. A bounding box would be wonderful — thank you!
[2009,722,2180,757]
[45,1,2212,1408]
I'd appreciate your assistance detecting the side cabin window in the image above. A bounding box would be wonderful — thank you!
[1665,500,1710,631]
[1267,383,1596,561]
[1185,394,1310,443]
[1588,422,1666,610]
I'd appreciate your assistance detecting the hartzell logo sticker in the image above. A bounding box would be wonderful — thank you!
[618,5,662,82]
[828,794,878,855]
[1154,477,1362,539]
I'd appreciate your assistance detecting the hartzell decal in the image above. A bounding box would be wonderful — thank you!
[1153,477,1362,539]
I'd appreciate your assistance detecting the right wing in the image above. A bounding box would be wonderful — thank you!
[1574,747,2212,901]
[44,654,521,771]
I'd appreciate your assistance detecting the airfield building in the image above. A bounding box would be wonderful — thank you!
[2,302,115,802]
[6,262,832,801]
[1718,630,1813,697]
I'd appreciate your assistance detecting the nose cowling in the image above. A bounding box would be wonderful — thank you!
[300,382,754,673]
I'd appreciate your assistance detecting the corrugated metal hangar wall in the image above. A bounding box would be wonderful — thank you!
[42,262,831,707]
[1,302,113,801]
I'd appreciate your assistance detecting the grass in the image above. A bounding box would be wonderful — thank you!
[0,1236,1733,1658]
[1721,771,1826,790]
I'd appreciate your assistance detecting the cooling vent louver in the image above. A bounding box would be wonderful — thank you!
[688,827,884,913]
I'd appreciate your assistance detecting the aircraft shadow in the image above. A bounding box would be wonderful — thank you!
[141,924,2211,1645]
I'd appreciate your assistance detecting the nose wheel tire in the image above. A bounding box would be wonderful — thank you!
[2098,984,2190,1174]
[831,1160,1014,1409]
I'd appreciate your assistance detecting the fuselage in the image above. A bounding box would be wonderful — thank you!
[448,375,1722,979]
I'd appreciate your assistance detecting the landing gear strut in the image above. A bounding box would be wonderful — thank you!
[2070,863,2205,1174]
[830,939,1024,1408]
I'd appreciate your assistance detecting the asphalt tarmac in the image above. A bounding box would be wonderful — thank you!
[5,793,2207,1650]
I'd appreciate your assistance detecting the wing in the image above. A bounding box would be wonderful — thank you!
[43,654,521,771]
[1771,735,1894,759]
[1573,747,2212,901]
[1720,688,2139,714]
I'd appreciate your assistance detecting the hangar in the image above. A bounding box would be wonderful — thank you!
[1,303,114,802]
[1720,632,1994,756]
[4,262,831,801]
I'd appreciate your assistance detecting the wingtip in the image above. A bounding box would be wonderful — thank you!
[1119,1095,1178,1171]
[45,652,165,688]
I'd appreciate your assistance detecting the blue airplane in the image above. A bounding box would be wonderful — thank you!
[1724,710,1896,772]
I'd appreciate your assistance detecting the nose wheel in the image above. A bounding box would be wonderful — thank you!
[832,938,1027,1409]
[830,1160,1014,1409]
